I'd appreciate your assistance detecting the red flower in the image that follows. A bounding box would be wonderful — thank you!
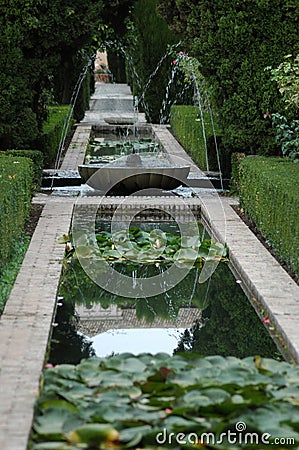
[262,317,271,324]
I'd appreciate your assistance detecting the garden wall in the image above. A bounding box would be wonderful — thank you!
[238,156,299,278]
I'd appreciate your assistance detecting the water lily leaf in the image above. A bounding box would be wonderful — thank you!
[271,386,299,405]
[120,425,152,447]
[57,234,70,244]
[39,399,78,413]
[174,248,198,261]
[181,388,231,408]
[104,356,147,374]
[105,249,123,259]
[33,409,71,440]
[181,235,200,248]
[75,245,92,258]
[31,443,74,450]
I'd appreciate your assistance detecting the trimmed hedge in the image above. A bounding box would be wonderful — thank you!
[230,152,246,193]
[239,157,299,278]
[0,156,33,273]
[36,105,73,165]
[1,150,43,190]
[170,105,230,176]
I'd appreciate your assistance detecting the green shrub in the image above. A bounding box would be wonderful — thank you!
[239,156,299,278]
[2,150,43,190]
[36,105,73,165]
[0,156,33,273]
[127,0,180,123]
[74,70,91,122]
[230,152,246,193]
[0,236,30,315]
[170,105,229,175]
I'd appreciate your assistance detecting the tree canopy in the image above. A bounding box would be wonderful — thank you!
[157,0,299,155]
[0,0,136,149]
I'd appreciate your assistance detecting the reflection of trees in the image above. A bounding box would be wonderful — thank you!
[59,259,206,323]
[175,265,280,359]
[49,299,95,365]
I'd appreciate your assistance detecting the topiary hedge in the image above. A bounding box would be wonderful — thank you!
[1,150,44,190]
[170,105,230,175]
[239,156,299,278]
[0,156,33,273]
[36,105,73,166]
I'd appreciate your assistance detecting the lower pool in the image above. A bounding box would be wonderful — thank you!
[49,220,281,365]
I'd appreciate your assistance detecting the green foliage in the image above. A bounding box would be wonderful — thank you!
[0,156,33,273]
[170,105,229,174]
[271,113,299,162]
[2,150,44,190]
[266,54,299,111]
[230,152,246,192]
[239,157,299,278]
[36,106,73,165]
[0,0,104,150]
[66,226,227,267]
[126,0,180,123]
[0,1,40,148]
[0,237,30,315]
[158,0,299,155]
[31,354,299,449]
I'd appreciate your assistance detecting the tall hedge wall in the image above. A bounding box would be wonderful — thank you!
[239,157,299,278]
[36,105,73,165]
[2,150,44,190]
[0,156,33,273]
[170,105,231,176]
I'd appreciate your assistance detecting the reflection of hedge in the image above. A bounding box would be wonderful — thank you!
[0,156,33,272]
[36,105,73,165]
[176,264,279,358]
[239,157,299,278]
[170,105,230,176]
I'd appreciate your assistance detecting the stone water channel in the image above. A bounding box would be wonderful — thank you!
[0,83,298,450]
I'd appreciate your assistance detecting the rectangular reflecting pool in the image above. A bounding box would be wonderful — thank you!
[48,220,281,365]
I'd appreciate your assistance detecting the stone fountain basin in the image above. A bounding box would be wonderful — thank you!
[78,164,190,192]
[104,117,137,125]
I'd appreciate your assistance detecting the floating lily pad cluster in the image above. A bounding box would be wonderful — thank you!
[30,354,299,449]
[65,226,228,268]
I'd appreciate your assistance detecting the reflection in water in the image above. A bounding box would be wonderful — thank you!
[92,328,186,357]
[49,222,281,364]
[175,264,280,359]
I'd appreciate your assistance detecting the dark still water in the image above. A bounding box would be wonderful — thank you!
[48,221,281,365]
